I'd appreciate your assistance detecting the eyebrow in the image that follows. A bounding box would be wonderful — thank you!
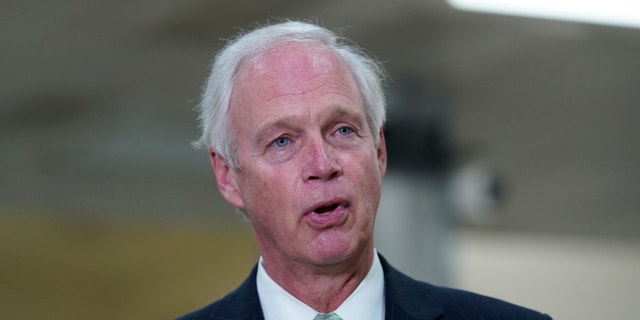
[323,107,367,128]
[254,118,298,143]
[253,106,366,142]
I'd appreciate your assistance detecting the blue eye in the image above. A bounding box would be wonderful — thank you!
[337,127,353,135]
[273,137,290,147]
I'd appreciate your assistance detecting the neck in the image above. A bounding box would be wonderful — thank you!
[261,248,374,313]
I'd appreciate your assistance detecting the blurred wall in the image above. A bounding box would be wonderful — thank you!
[1,0,639,319]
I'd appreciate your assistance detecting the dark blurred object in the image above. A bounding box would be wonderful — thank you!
[384,74,506,220]
[384,75,454,174]
[376,74,506,285]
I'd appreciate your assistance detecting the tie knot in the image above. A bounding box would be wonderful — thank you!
[313,313,343,320]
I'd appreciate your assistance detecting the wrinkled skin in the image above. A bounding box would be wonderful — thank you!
[210,43,386,311]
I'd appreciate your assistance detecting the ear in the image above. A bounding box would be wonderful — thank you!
[377,128,387,177]
[209,149,245,209]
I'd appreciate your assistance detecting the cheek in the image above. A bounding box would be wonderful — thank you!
[238,169,293,215]
[353,155,384,203]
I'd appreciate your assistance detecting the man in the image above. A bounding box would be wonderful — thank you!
[180,20,551,320]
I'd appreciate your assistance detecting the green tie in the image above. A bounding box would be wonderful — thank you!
[313,313,343,320]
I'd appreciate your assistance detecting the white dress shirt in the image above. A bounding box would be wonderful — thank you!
[257,250,385,320]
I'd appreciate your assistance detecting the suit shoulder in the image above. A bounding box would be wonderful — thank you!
[426,284,552,319]
[176,300,219,320]
[176,265,263,320]
[379,255,552,319]
[176,286,263,320]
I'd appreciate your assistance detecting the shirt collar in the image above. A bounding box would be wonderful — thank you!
[256,251,385,320]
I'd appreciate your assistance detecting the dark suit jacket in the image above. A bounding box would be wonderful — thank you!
[178,254,552,320]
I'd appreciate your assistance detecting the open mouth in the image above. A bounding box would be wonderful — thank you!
[313,203,340,214]
[305,199,349,227]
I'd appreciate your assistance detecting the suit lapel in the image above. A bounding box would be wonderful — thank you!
[380,254,444,320]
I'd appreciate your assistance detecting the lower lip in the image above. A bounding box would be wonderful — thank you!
[305,206,348,229]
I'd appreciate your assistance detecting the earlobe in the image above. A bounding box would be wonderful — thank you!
[209,149,245,209]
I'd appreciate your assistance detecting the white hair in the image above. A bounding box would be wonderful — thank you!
[193,20,387,169]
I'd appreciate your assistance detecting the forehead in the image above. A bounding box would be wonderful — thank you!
[248,43,343,77]
[233,43,359,101]
[228,43,364,127]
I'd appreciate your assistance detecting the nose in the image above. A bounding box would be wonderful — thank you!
[303,138,342,181]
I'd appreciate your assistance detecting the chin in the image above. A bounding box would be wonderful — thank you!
[310,234,364,265]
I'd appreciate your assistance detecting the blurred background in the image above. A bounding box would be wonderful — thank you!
[1,0,639,319]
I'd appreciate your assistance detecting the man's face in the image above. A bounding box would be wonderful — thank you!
[213,44,386,269]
